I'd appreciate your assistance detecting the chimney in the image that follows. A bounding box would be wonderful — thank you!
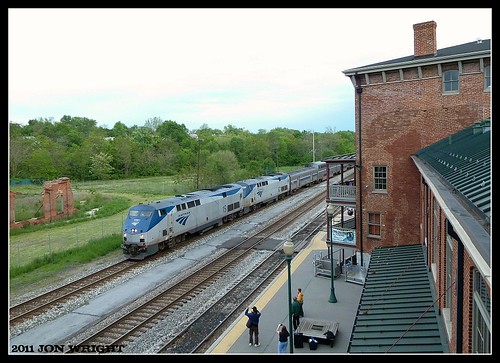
[413,21,437,57]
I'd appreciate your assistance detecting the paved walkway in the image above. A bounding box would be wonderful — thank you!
[207,231,365,355]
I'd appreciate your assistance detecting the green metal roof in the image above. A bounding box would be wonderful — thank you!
[415,119,491,219]
[348,244,446,354]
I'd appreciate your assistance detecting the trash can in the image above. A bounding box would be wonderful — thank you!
[308,338,318,350]
[294,333,304,348]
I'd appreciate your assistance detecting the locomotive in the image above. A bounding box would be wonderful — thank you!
[122,161,341,260]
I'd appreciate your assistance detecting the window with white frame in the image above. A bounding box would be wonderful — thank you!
[431,198,439,281]
[367,212,381,238]
[472,269,491,353]
[444,232,453,338]
[484,66,491,90]
[373,166,387,192]
[443,69,459,93]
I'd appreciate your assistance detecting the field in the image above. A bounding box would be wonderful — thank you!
[9,169,305,297]
[8,168,305,297]
[9,176,195,296]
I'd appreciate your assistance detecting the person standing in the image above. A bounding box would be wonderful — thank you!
[245,306,261,347]
[297,288,304,317]
[291,297,302,330]
[276,323,290,353]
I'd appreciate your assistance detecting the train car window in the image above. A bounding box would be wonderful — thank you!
[140,211,153,218]
[234,201,240,208]
[228,204,234,211]
[222,192,227,198]
[159,209,167,216]
[129,210,139,217]
[176,205,182,212]
[195,200,201,206]
[187,201,195,208]
[181,203,187,210]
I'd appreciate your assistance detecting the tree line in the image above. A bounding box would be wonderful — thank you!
[9,116,355,189]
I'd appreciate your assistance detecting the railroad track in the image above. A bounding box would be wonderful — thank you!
[9,237,203,330]
[9,259,138,327]
[65,192,327,353]
[160,209,333,353]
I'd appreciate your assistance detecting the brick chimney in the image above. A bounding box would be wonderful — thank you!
[413,21,437,57]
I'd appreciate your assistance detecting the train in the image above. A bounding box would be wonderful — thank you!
[122,161,344,260]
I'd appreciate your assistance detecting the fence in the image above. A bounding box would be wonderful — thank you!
[9,213,126,268]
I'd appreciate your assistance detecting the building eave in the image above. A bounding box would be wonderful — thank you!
[343,50,490,77]
[411,156,491,288]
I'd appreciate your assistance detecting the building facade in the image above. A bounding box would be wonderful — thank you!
[342,20,490,255]
[338,21,491,353]
[412,120,490,353]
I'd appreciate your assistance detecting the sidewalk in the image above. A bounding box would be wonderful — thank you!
[207,231,364,354]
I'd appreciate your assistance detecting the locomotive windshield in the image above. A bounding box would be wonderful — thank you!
[129,210,153,218]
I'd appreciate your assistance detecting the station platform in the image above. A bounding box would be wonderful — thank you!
[206,231,366,355]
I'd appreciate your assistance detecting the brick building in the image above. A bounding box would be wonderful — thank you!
[336,20,491,353]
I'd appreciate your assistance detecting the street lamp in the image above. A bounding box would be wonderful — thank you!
[326,204,338,303]
[283,239,295,353]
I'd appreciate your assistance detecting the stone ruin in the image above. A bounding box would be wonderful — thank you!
[9,177,76,229]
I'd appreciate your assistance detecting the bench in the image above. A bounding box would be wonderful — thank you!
[294,318,340,347]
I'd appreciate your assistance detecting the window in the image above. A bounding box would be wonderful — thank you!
[484,66,491,90]
[443,70,459,93]
[431,200,439,280]
[373,166,387,192]
[444,231,453,339]
[367,212,381,238]
[472,269,491,353]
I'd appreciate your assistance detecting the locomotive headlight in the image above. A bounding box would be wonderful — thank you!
[140,234,144,239]
[123,233,127,238]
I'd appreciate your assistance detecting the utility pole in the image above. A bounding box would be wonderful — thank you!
[312,131,315,162]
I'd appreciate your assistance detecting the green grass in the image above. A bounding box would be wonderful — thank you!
[9,176,194,294]
[9,170,305,294]
[10,234,121,279]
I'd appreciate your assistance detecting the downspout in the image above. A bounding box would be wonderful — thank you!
[356,79,364,267]
[423,177,430,268]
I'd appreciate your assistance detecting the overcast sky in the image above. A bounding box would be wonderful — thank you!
[8,8,492,133]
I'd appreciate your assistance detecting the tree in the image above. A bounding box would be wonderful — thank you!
[89,152,114,180]
[157,120,192,147]
[203,150,240,187]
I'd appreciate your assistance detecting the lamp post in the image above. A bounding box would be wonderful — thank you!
[326,204,337,303]
[283,239,295,353]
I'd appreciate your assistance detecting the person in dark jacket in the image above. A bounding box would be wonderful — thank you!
[245,306,262,347]
[291,297,302,330]
[276,323,290,353]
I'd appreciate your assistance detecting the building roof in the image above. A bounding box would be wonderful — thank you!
[343,39,490,76]
[348,244,446,354]
[414,119,491,220]
[322,152,356,164]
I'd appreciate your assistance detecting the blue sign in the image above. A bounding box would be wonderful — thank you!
[331,227,356,246]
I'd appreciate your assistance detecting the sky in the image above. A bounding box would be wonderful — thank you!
[8,8,492,134]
